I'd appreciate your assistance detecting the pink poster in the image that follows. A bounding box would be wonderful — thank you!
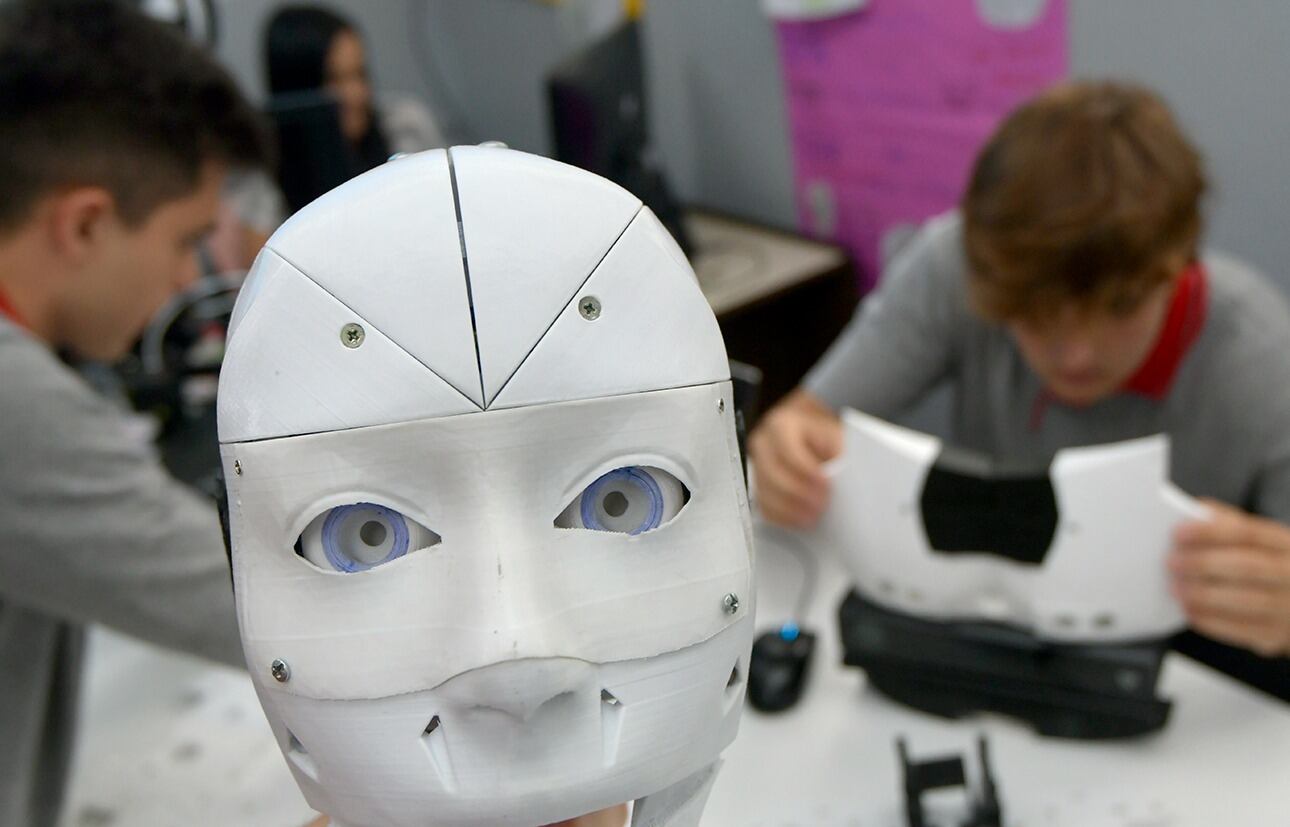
[775,1,1069,291]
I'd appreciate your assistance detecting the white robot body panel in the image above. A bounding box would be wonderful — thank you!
[819,410,1206,643]
[263,150,483,406]
[217,249,479,443]
[450,145,644,406]
[491,208,729,410]
[223,382,752,699]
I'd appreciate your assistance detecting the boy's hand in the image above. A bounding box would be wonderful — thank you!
[748,390,843,529]
[1170,499,1290,657]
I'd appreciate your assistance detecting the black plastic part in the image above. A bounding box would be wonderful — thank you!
[975,738,1002,827]
[920,452,1058,566]
[214,468,234,583]
[747,627,816,713]
[547,21,693,255]
[898,735,1002,827]
[729,359,764,485]
[840,589,1172,739]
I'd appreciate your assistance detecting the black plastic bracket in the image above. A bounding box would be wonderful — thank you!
[840,589,1172,739]
[898,735,1001,827]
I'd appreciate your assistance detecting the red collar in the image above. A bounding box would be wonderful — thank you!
[0,285,29,330]
[1121,262,1208,400]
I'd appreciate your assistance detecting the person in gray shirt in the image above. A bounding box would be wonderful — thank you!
[0,2,271,824]
[750,81,1290,672]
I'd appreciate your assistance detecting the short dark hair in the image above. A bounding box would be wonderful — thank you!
[0,0,272,232]
[963,80,1207,322]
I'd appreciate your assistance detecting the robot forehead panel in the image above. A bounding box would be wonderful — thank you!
[818,410,1207,642]
[218,146,729,444]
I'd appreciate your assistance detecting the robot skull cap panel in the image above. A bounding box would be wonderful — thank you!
[218,146,728,443]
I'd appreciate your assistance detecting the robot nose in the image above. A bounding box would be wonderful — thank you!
[436,657,596,721]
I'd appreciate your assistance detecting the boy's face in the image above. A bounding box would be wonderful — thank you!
[58,160,224,361]
[1006,276,1177,407]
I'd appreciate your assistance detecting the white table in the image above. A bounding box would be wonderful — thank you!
[59,532,1289,827]
[58,630,316,827]
[704,531,1290,827]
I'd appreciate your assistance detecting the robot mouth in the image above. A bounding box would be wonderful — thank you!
[275,619,753,827]
[413,657,744,795]
[413,683,630,793]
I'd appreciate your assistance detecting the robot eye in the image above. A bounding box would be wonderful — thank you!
[298,502,441,573]
[555,466,689,535]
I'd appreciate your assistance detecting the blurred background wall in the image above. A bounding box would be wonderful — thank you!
[212,0,1290,290]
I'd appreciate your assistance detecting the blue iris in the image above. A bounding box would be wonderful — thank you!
[321,502,410,572]
[579,466,665,535]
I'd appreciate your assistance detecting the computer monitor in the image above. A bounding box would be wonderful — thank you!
[547,21,693,255]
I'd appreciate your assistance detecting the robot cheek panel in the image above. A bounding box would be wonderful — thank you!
[222,381,753,701]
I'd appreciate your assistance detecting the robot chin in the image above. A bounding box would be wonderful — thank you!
[267,617,753,827]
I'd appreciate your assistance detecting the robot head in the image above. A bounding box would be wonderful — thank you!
[217,147,754,827]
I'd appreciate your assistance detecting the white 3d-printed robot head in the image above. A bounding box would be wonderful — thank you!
[217,147,755,827]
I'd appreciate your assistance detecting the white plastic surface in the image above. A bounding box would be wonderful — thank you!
[449,145,643,406]
[263,622,749,827]
[265,150,483,406]
[630,761,722,827]
[815,410,1206,642]
[224,381,751,699]
[217,250,480,443]
[491,208,730,410]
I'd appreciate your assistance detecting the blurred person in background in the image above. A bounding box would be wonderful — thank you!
[266,4,445,173]
[0,2,273,824]
[750,81,1290,692]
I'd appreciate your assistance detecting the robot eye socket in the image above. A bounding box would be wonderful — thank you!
[298,502,441,573]
[555,466,689,535]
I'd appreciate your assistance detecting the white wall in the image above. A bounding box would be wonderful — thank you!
[213,0,1290,290]
[640,0,1290,286]
[1068,1,1290,289]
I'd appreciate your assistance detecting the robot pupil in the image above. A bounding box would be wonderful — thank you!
[359,520,388,547]
[602,490,630,518]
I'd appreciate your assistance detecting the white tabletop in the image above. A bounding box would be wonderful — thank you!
[687,211,848,317]
[59,531,1289,827]
[59,630,316,827]
[704,530,1290,827]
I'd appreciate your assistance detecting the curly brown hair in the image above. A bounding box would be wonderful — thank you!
[963,80,1206,322]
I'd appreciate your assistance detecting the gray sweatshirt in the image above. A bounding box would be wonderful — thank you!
[0,317,243,827]
[805,212,1290,524]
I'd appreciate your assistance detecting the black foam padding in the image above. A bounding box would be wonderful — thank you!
[839,589,1173,740]
[920,455,1058,565]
